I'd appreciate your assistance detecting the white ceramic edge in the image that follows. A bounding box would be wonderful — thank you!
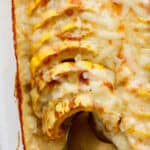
[0,0,23,149]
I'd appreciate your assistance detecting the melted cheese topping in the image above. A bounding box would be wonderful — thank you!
[15,0,150,149]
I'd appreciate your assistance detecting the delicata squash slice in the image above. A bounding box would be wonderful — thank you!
[13,0,150,150]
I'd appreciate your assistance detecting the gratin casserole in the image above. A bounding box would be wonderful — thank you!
[13,0,150,150]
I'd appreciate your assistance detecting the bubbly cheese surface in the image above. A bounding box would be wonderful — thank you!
[15,0,150,150]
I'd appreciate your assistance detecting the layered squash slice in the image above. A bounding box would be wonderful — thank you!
[13,0,150,150]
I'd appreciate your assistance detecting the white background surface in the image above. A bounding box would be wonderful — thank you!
[0,0,22,149]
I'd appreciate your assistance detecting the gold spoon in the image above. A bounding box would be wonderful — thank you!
[65,112,116,150]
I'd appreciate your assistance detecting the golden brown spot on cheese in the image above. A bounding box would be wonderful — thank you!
[111,1,123,15]
[103,82,114,92]
[69,0,82,6]
[65,9,74,16]
[117,52,127,63]
[69,98,76,109]
[133,28,139,32]
[138,2,145,8]
[108,39,112,45]
[59,35,82,41]
[99,4,106,10]
[119,77,129,86]
[118,24,125,32]
[41,0,49,6]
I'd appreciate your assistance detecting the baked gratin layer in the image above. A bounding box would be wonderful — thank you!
[13,0,150,150]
